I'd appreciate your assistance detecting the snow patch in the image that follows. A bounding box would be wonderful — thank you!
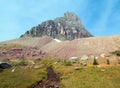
[54,38,62,43]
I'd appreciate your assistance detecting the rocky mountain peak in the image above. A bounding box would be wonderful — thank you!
[21,12,93,40]
[64,12,79,21]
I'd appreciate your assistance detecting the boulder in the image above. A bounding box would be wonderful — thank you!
[11,68,16,72]
[0,62,12,69]
[29,60,35,65]
[81,62,87,66]
[100,54,105,58]
[74,67,83,70]
[69,57,78,62]
[80,55,88,60]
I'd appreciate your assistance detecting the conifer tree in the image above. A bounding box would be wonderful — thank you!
[107,59,110,65]
[93,57,99,65]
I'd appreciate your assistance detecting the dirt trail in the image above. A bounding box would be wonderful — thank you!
[29,66,60,88]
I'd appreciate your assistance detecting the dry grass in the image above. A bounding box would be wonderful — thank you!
[0,44,22,51]
[0,36,52,47]
[54,63,120,88]
[0,58,120,88]
[0,60,47,88]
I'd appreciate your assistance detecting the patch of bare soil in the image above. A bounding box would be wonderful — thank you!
[29,66,60,88]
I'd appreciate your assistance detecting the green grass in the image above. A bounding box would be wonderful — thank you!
[0,44,22,51]
[0,58,55,88]
[0,62,47,88]
[55,65,120,88]
[0,58,120,88]
[0,67,46,88]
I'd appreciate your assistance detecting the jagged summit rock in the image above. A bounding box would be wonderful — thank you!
[64,12,79,21]
[21,12,93,40]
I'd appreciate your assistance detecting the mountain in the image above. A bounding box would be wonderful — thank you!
[21,12,93,40]
[1,35,120,59]
[1,12,120,59]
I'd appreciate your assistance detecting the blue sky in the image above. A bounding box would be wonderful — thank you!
[0,0,120,42]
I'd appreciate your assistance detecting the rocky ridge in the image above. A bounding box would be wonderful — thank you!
[21,12,93,40]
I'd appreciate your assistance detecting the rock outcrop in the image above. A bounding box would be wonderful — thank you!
[0,62,11,69]
[21,12,93,40]
[0,47,46,59]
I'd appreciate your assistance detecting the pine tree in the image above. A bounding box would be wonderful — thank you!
[107,59,110,65]
[93,57,99,65]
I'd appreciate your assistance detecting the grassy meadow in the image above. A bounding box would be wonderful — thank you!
[0,58,120,88]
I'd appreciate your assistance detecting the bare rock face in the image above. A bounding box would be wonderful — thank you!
[0,47,46,59]
[21,12,93,40]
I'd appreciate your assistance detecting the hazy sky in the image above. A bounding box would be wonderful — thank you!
[0,0,120,42]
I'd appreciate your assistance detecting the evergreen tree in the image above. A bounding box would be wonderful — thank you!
[107,59,110,65]
[93,57,99,65]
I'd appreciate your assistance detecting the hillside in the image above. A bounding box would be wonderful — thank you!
[1,35,120,59]
[41,35,120,58]
[0,36,52,47]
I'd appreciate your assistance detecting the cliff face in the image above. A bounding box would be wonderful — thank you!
[21,12,93,40]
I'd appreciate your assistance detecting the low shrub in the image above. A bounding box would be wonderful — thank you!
[112,51,120,56]
[0,68,3,72]
[63,60,72,66]
[107,59,110,65]
[93,57,99,65]
[17,60,28,66]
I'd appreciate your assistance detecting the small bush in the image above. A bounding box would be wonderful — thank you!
[0,68,3,72]
[112,51,120,56]
[64,60,72,66]
[17,60,28,66]
[107,59,110,65]
[93,58,99,65]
